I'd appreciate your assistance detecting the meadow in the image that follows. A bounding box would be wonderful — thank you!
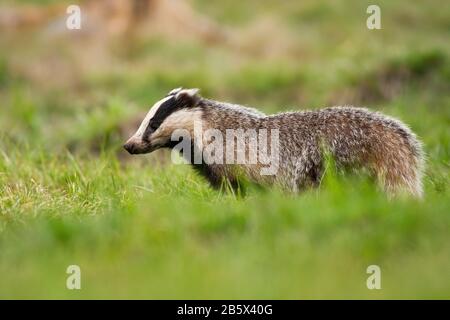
[0,0,449,298]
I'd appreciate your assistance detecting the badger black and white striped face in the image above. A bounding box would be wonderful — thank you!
[124,88,201,154]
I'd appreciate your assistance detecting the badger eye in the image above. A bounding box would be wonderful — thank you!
[150,123,159,131]
[147,121,159,132]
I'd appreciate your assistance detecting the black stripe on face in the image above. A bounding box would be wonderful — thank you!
[143,96,186,137]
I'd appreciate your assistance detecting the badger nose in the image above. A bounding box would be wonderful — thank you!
[123,142,135,154]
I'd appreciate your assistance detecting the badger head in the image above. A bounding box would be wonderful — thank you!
[124,88,201,154]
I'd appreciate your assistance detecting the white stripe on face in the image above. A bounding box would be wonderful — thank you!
[133,96,173,138]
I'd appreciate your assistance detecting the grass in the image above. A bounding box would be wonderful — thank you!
[0,0,449,299]
[0,145,448,299]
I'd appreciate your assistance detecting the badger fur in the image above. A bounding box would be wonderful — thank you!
[124,88,424,197]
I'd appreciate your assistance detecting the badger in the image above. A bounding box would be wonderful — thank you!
[124,88,424,197]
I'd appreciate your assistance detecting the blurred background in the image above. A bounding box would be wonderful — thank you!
[1,0,448,155]
[0,0,449,299]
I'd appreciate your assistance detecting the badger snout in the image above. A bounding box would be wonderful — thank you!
[123,136,154,155]
[123,137,143,154]
[123,141,137,154]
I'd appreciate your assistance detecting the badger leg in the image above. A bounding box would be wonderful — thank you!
[192,163,240,192]
[192,163,221,188]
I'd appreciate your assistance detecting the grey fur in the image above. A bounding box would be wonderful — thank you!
[125,89,425,197]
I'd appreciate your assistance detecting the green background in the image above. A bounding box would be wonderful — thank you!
[0,0,449,298]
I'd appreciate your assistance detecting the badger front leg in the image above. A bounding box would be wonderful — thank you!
[192,163,240,192]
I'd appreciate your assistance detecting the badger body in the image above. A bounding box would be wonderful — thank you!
[124,88,424,197]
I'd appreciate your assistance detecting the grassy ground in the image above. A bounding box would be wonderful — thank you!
[0,0,449,298]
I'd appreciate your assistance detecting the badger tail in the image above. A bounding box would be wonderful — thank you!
[382,120,425,198]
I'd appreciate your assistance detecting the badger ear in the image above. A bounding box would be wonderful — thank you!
[175,88,200,107]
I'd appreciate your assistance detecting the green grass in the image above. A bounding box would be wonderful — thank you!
[0,145,448,299]
[0,0,449,299]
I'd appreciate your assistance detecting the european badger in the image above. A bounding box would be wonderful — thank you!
[124,88,424,197]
